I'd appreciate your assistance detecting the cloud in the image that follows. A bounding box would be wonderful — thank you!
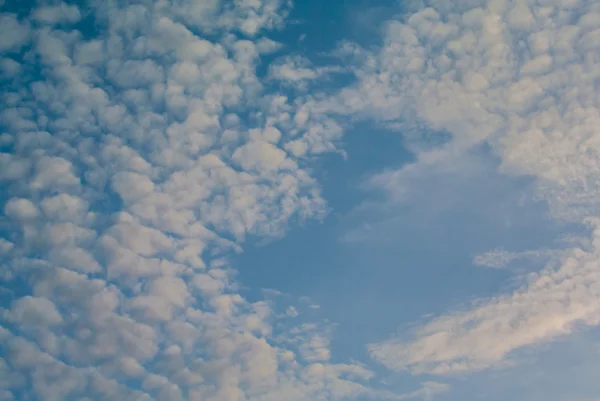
[4,296,63,326]
[269,55,345,91]
[0,14,30,52]
[397,382,449,401]
[369,227,600,374]
[325,0,600,375]
[472,248,562,269]
[4,198,39,221]
[0,57,21,78]
[31,3,81,25]
[0,1,435,400]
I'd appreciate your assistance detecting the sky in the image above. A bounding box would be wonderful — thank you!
[1,0,600,401]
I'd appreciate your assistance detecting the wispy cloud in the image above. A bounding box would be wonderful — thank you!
[472,248,563,270]
[321,0,600,377]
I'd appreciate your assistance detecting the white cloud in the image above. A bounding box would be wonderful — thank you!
[40,193,89,222]
[232,141,290,171]
[473,248,562,269]
[4,198,39,221]
[192,272,226,297]
[30,156,80,191]
[397,382,449,401]
[270,56,321,81]
[4,296,63,326]
[299,334,332,363]
[0,58,21,77]
[0,238,14,255]
[31,3,81,25]
[48,246,102,274]
[326,0,600,376]
[0,14,30,52]
[111,172,156,204]
[256,37,283,54]
[269,55,345,91]
[369,229,600,374]
[0,1,420,400]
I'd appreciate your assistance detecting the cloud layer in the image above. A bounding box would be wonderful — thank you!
[324,0,600,376]
[3,0,598,398]
[0,1,435,400]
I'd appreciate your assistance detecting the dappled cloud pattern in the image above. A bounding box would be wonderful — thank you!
[3,0,600,399]
[327,0,600,376]
[0,1,416,400]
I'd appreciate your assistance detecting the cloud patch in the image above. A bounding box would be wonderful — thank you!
[0,1,422,400]
[324,0,600,376]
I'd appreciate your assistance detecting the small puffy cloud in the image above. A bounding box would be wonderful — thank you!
[0,58,21,77]
[232,141,289,171]
[270,56,320,82]
[120,356,145,377]
[130,295,176,322]
[192,273,226,297]
[0,238,14,255]
[48,247,102,273]
[285,306,299,317]
[299,334,332,362]
[5,296,63,326]
[256,37,283,54]
[73,39,105,66]
[249,126,282,144]
[111,172,155,204]
[147,276,189,308]
[102,220,174,257]
[4,198,39,221]
[269,55,344,91]
[0,14,30,52]
[31,3,81,25]
[100,141,152,174]
[30,156,80,190]
[285,140,308,158]
[107,59,165,89]
[40,193,88,222]
[44,222,97,249]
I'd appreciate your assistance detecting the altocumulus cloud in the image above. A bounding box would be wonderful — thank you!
[6,0,597,398]
[318,0,600,377]
[0,1,446,400]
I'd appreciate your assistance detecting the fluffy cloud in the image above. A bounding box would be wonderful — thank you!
[31,2,82,25]
[0,1,437,400]
[370,225,600,374]
[0,14,30,52]
[14,0,599,395]
[324,0,600,376]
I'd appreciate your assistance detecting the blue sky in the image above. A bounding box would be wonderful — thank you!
[1,1,600,401]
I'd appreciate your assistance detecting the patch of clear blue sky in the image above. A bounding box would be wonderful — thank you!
[269,0,396,54]
[235,145,570,361]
